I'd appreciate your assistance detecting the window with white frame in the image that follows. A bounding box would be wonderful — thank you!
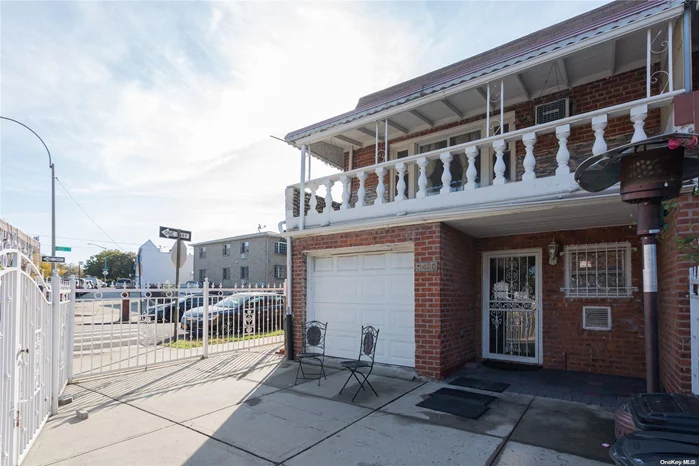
[222,267,230,280]
[563,243,634,298]
[240,241,249,259]
[274,265,286,280]
[198,269,206,282]
[274,241,287,254]
[223,244,231,256]
[240,266,249,280]
[199,247,206,259]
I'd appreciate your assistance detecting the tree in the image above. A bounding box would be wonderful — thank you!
[84,250,136,280]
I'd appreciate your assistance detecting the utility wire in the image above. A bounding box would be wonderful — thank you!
[54,176,126,252]
[29,234,142,246]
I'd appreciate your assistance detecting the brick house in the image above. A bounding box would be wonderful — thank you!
[282,0,699,393]
[192,232,287,287]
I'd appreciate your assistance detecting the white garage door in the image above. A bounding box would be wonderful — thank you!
[310,251,415,367]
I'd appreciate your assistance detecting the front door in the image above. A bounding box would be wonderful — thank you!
[482,250,542,364]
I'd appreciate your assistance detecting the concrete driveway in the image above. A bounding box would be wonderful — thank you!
[24,350,615,466]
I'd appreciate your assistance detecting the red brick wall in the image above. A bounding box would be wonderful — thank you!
[476,226,646,379]
[658,193,697,393]
[290,223,478,379]
[341,65,660,205]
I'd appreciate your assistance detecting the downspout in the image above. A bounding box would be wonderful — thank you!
[265,235,269,285]
[683,2,692,92]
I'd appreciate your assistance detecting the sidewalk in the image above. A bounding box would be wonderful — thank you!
[24,350,615,466]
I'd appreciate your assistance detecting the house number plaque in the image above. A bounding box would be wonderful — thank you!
[415,261,438,272]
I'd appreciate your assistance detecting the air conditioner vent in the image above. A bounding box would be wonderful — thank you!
[583,306,611,331]
[535,98,569,125]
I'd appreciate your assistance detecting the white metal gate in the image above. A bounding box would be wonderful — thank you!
[689,266,699,395]
[72,281,285,378]
[0,249,71,466]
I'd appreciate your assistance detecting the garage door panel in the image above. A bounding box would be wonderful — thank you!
[311,251,415,367]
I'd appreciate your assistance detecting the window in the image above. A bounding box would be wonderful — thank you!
[223,244,231,256]
[240,241,249,259]
[240,266,249,280]
[274,265,286,280]
[222,267,230,280]
[563,243,634,298]
[199,247,206,259]
[274,241,287,254]
[198,269,206,282]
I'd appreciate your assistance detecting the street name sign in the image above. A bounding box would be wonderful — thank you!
[159,226,192,241]
[56,246,71,252]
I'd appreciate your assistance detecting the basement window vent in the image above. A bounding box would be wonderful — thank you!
[535,98,569,125]
[583,306,612,331]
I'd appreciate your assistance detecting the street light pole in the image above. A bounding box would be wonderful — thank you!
[0,116,56,266]
[88,243,108,282]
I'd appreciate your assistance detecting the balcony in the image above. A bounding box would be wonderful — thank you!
[285,91,682,233]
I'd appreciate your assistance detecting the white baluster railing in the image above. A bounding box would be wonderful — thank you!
[285,91,678,228]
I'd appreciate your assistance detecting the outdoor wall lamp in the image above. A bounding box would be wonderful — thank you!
[575,132,699,393]
[547,239,559,265]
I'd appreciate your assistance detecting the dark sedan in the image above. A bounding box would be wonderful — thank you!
[141,294,224,323]
[180,292,285,337]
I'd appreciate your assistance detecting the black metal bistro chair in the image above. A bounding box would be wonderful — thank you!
[339,326,380,402]
[294,321,328,386]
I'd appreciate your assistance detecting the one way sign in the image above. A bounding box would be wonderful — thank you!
[159,226,192,242]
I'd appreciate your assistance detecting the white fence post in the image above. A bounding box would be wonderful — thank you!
[203,278,209,358]
[68,275,76,384]
[50,270,60,415]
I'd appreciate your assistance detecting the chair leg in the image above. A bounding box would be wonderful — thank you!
[339,369,354,394]
[294,358,303,385]
[363,375,379,397]
[350,370,366,390]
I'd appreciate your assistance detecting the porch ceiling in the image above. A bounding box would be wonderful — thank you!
[444,198,637,238]
[320,26,651,153]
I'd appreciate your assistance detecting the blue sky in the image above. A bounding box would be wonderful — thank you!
[0,0,608,263]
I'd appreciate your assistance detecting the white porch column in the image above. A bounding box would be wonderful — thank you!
[555,124,571,176]
[522,132,537,181]
[299,144,307,230]
[417,157,428,198]
[395,162,407,201]
[591,115,608,156]
[493,139,506,185]
[631,104,648,143]
[356,171,367,207]
[465,146,478,189]
[440,152,453,194]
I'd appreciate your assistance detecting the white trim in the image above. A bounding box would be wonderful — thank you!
[482,248,543,364]
[292,5,683,146]
[305,243,414,258]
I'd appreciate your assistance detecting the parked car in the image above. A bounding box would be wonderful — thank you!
[115,278,133,289]
[180,292,285,336]
[179,280,201,296]
[84,277,99,288]
[141,293,224,323]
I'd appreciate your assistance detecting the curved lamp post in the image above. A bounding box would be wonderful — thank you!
[575,132,699,393]
[0,116,56,267]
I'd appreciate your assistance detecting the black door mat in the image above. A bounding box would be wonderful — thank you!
[431,387,496,405]
[417,394,489,419]
[449,376,510,393]
[483,360,542,372]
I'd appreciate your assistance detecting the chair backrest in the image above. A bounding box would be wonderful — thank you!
[357,325,379,364]
[304,321,327,352]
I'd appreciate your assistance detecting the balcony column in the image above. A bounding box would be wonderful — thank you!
[465,146,478,190]
[417,157,428,198]
[555,124,571,176]
[356,171,367,208]
[591,115,608,156]
[340,176,350,210]
[308,182,318,215]
[375,166,386,205]
[522,132,537,181]
[440,152,453,194]
[299,144,307,229]
[630,105,648,143]
[395,162,407,201]
[323,179,334,214]
[493,139,506,185]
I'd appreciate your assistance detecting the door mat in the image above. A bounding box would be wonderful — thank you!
[482,360,542,372]
[431,387,496,405]
[417,394,489,419]
[449,377,509,393]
